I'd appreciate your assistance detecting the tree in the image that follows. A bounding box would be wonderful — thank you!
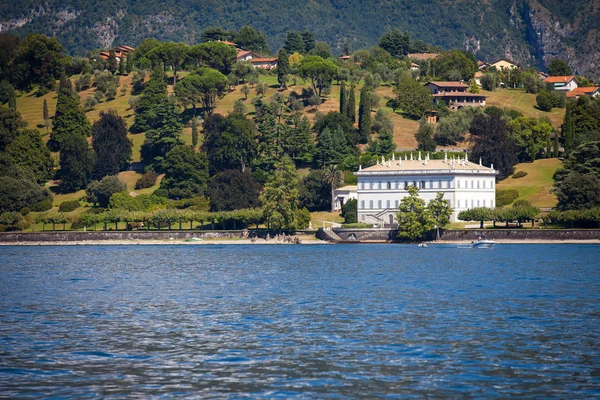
[458,207,494,229]
[125,55,133,74]
[561,97,600,153]
[367,128,397,156]
[85,175,127,208]
[188,41,236,75]
[302,31,316,53]
[347,83,357,123]
[202,112,257,174]
[324,164,344,212]
[428,192,452,240]
[277,48,290,89]
[7,83,16,110]
[207,170,261,211]
[523,73,543,94]
[175,68,228,116]
[298,56,338,97]
[432,50,477,81]
[312,41,331,59]
[415,119,436,151]
[161,145,209,199]
[48,76,91,151]
[241,84,250,100]
[284,31,305,54]
[118,56,125,75]
[396,186,433,241]
[378,29,410,58]
[0,107,25,151]
[5,128,54,183]
[508,116,552,162]
[548,58,572,76]
[92,110,133,179]
[0,157,53,213]
[358,86,372,143]
[42,98,49,132]
[298,169,330,211]
[480,72,499,91]
[470,113,518,180]
[235,26,270,53]
[107,49,118,74]
[394,74,432,120]
[536,89,556,112]
[342,198,357,223]
[191,116,199,149]
[59,133,95,193]
[140,97,183,170]
[339,81,347,117]
[260,155,303,231]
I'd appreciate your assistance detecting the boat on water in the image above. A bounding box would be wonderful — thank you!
[458,235,496,249]
[418,243,427,248]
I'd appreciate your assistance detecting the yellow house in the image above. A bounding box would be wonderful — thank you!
[490,59,519,70]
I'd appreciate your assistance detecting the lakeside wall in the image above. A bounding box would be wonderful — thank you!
[317,228,600,242]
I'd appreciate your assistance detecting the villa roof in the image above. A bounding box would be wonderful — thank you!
[407,53,439,60]
[424,81,469,88]
[336,185,357,192]
[544,75,576,84]
[566,86,600,97]
[356,158,496,174]
[432,92,487,98]
[250,57,277,63]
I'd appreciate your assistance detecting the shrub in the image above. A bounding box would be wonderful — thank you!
[135,170,158,190]
[341,199,358,224]
[340,223,373,228]
[496,189,519,207]
[19,207,30,216]
[59,200,81,212]
[153,188,169,198]
[512,171,528,179]
[513,199,532,208]
[167,196,210,211]
[31,199,53,212]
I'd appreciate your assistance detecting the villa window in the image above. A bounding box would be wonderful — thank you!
[483,200,486,207]
[421,181,426,189]
[387,182,391,190]
[477,181,480,189]
[477,199,480,207]
[457,180,461,188]
[369,200,373,209]
[395,181,400,189]
[482,181,485,189]
[370,182,374,190]
[471,180,474,189]
[471,199,474,208]
[378,200,382,209]
[360,182,364,190]
[386,200,391,208]
[361,200,365,209]
[395,200,399,208]
[458,199,461,208]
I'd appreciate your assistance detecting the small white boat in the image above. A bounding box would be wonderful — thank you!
[458,235,495,249]
[418,243,427,248]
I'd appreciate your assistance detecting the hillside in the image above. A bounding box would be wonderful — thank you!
[496,158,562,208]
[1,0,599,77]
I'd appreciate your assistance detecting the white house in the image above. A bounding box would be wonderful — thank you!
[333,185,357,211]
[544,75,579,92]
[355,153,497,225]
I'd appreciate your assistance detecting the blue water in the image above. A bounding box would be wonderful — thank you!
[1,244,599,398]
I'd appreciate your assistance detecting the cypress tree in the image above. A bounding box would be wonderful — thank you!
[339,81,347,117]
[191,116,199,149]
[48,76,91,152]
[92,110,133,179]
[347,83,356,123]
[43,98,49,133]
[358,86,372,143]
[126,55,133,74]
[563,101,575,154]
[118,57,125,76]
[107,49,118,74]
[277,48,289,89]
[59,133,95,193]
[553,132,560,157]
[7,84,16,110]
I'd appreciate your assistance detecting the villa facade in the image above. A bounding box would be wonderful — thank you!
[355,154,498,225]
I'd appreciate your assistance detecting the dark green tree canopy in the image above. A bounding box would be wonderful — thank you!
[59,132,95,193]
[207,169,261,212]
[378,29,410,58]
[188,41,237,75]
[470,113,518,180]
[547,58,572,76]
[92,110,133,179]
[86,175,127,208]
[161,145,210,199]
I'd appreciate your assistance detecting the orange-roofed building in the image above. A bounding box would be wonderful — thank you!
[566,86,600,99]
[407,53,439,61]
[544,75,578,92]
[250,57,277,70]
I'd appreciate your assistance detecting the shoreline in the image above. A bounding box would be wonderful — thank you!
[1,238,599,246]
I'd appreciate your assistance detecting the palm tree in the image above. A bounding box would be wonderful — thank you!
[325,164,345,213]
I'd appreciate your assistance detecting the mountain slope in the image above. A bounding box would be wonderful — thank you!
[1,0,598,77]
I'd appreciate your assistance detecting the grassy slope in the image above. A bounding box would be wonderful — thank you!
[496,158,562,208]
[483,88,565,128]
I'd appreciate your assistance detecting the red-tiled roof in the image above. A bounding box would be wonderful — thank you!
[250,58,277,63]
[432,93,487,98]
[425,81,469,88]
[566,86,599,97]
[544,75,576,83]
[407,53,439,60]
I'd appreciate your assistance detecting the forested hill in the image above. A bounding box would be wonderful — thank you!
[1,0,599,77]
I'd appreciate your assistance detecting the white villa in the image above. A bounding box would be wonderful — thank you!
[354,153,498,225]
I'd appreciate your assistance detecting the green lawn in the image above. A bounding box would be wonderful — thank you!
[483,88,565,128]
[496,158,562,208]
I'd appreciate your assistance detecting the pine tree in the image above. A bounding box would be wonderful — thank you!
[191,116,199,149]
[118,57,125,76]
[48,76,91,152]
[358,86,372,143]
[339,81,347,116]
[107,49,118,74]
[347,83,356,123]
[260,155,302,231]
[277,48,289,89]
[43,98,49,122]
[59,133,95,193]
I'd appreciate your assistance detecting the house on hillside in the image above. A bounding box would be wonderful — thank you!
[424,81,487,109]
[355,153,498,225]
[474,71,483,86]
[236,50,261,61]
[339,55,351,61]
[410,62,420,71]
[478,61,490,70]
[544,75,579,92]
[250,57,278,70]
[490,59,519,70]
[566,86,600,99]
[116,45,135,55]
[407,53,439,61]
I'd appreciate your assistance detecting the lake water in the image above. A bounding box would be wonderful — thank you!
[1,244,599,398]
